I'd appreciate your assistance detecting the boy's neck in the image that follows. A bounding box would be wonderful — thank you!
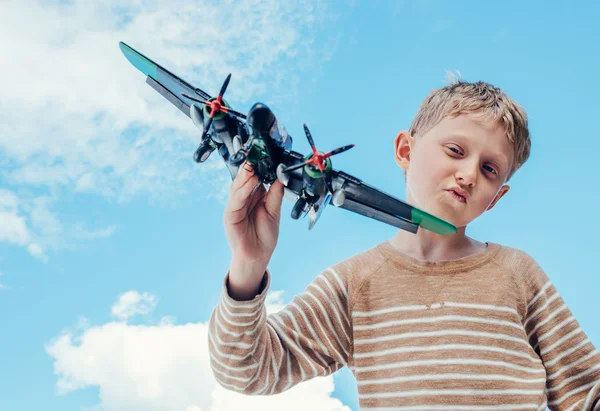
[388,226,487,262]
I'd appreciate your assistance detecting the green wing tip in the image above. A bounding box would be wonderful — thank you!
[119,41,132,57]
[118,41,157,79]
[411,208,457,235]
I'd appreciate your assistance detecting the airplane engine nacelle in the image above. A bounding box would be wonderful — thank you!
[332,189,345,207]
[190,103,205,132]
[302,156,331,199]
[191,102,239,157]
[211,116,238,147]
[303,169,327,198]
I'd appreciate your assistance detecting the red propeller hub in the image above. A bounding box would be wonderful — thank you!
[281,124,354,178]
[308,151,327,171]
[209,99,224,118]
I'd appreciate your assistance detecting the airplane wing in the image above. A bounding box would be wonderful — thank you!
[119,41,212,119]
[279,153,456,235]
[120,41,456,236]
[330,170,456,235]
[120,41,249,179]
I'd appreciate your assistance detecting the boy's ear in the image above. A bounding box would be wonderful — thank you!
[394,130,415,171]
[486,184,510,211]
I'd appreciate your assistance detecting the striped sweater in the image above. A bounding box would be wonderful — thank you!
[208,241,600,410]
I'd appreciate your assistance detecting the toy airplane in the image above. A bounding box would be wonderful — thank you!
[119,42,457,235]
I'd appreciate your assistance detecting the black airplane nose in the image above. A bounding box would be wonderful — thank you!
[247,103,276,137]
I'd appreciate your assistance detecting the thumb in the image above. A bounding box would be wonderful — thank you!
[264,179,285,220]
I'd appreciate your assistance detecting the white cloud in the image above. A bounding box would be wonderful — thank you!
[265,290,287,314]
[0,189,48,260]
[0,189,19,212]
[27,243,47,263]
[0,209,29,246]
[0,188,116,260]
[47,290,352,411]
[0,190,28,245]
[0,0,334,259]
[74,224,118,240]
[111,291,158,321]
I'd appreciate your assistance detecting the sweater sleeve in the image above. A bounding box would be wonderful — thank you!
[207,265,352,396]
[522,255,600,410]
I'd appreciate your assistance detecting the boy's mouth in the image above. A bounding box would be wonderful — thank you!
[447,189,467,203]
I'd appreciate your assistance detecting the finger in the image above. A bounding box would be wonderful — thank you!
[250,180,263,196]
[247,182,267,216]
[264,179,285,221]
[230,161,256,192]
[229,161,257,200]
[226,166,260,215]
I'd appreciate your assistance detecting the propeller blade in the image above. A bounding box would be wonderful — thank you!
[201,117,214,140]
[218,73,232,99]
[282,160,310,173]
[220,106,247,119]
[199,128,208,142]
[303,124,317,153]
[324,144,355,158]
[325,175,334,193]
[181,92,209,104]
[199,127,209,142]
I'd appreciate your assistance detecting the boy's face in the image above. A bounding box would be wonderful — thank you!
[394,113,513,229]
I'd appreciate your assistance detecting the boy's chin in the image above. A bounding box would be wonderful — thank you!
[438,211,478,232]
[437,213,465,230]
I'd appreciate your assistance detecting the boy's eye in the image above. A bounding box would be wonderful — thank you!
[483,165,498,175]
[447,146,498,176]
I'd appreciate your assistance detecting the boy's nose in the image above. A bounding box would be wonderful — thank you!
[455,166,477,187]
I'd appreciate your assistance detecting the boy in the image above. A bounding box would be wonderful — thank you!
[208,80,600,410]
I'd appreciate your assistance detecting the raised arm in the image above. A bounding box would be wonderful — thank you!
[208,265,352,395]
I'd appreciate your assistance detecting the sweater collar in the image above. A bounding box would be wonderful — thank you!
[377,240,501,274]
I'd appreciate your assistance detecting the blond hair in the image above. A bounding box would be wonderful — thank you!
[408,79,531,182]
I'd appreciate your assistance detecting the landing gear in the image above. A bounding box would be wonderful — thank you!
[291,197,307,220]
[230,151,246,166]
[193,140,215,163]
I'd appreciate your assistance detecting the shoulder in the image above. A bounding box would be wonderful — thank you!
[490,242,536,267]
[328,241,391,299]
[332,242,388,274]
[489,242,550,292]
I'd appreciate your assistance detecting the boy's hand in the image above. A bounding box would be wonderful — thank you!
[224,161,285,294]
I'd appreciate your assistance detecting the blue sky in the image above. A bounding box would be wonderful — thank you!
[1,1,599,410]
